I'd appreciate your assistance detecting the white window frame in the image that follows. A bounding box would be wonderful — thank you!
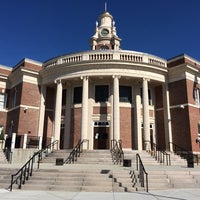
[0,93,7,109]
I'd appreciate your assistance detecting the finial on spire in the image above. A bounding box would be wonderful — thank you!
[105,2,107,12]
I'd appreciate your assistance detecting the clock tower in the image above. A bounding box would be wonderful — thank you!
[90,9,121,50]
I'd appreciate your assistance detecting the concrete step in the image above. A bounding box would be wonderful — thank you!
[0,150,8,164]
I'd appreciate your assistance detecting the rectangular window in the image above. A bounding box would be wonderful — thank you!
[95,85,109,102]
[62,89,66,106]
[193,85,200,107]
[198,123,200,134]
[0,93,7,109]
[73,87,82,104]
[119,86,132,103]
[12,88,17,107]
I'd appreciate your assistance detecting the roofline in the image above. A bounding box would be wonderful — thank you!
[0,64,12,71]
[168,53,200,64]
[14,58,43,68]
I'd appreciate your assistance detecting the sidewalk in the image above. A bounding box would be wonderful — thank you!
[1,189,200,200]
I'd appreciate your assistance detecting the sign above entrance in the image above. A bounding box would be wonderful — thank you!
[94,121,109,127]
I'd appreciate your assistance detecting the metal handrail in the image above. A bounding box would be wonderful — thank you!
[136,153,148,192]
[151,143,171,166]
[110,139,124,164]
[169,142,198,165]
[65,139,89,164]
[8,140,58,191]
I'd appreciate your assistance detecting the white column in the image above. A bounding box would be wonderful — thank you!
[38,85,46,149]
[51,136,54,151]
[143,78,150,151]
[134,85,142,150]
[23,134,27,149]
[81,76,89,149]
[2,134,7,149]
[53,80,63,147]
[110,92,114,141]
[163,82,173,151]
[64,84,72,149]
[113,75,120,141]
[11,133,16,150]
[39,136,43,150]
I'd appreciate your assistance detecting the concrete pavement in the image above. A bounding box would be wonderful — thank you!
[1,189,200,200]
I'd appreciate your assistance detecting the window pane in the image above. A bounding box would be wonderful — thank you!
[95,85,109,102]
[62,89,66,106]
[0,93,6,109]
[119,86,132,103]
[73,87,82,104]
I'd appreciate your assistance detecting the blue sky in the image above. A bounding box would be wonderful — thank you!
[0,0,200,67]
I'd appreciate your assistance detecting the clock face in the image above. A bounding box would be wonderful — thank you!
[101,29,109,36]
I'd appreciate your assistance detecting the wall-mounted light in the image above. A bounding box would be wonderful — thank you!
[180,105,185,109]
[24,107,28,113]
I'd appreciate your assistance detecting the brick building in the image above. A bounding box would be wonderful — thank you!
[0,10,200,154]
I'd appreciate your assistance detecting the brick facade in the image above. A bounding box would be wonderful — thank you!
[1,54,200,153]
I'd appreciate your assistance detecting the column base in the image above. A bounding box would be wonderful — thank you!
[144,141,151,151]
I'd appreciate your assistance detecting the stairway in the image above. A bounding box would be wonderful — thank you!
[76,150,113,165]
[0,168,19,189]
[41,149,72,163]
[2,149,200,192]
[20,150,135,192]
[123,150,200,191]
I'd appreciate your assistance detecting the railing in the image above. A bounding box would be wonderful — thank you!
[151,143,171,166]
[43,50,167,68]
[169,142,198,165]
[110,139,124,164]
[136,153,148,192]
[8,140,58,191]
[65,139,89,164]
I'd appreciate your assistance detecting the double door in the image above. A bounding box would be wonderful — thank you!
[93,127,109,149]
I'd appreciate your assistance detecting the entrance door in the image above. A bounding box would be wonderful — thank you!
[94,127,109,149]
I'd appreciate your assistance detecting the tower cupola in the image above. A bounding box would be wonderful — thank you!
[90,7,121,50]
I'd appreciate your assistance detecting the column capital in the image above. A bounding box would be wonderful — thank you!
[142,77,150,82]
[81,76,89,80]
[112,75,121,79]
[54,79,62,84]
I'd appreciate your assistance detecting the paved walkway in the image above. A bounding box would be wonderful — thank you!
[1,189,200,200]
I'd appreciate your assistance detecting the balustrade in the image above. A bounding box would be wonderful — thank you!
[43,51,166,68]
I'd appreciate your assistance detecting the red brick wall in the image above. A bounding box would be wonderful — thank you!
[45,87,55,109]
[169,80,187,105]
[43,111,54,142]
[156,110,166,149]
[18,107,39,136]
[0,111,7,128]
[188,106,200,152]
[120,107,133,149]
[21,82,40,107]
[170,107,191,150]
[0,67,11,76]
[93,106,111,114]
[71,107,81,147]
[155,85,163,109]
[43,87,55,145]
[23,61,41,71]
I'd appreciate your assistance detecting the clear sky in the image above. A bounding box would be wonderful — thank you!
[0,0,200,67]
